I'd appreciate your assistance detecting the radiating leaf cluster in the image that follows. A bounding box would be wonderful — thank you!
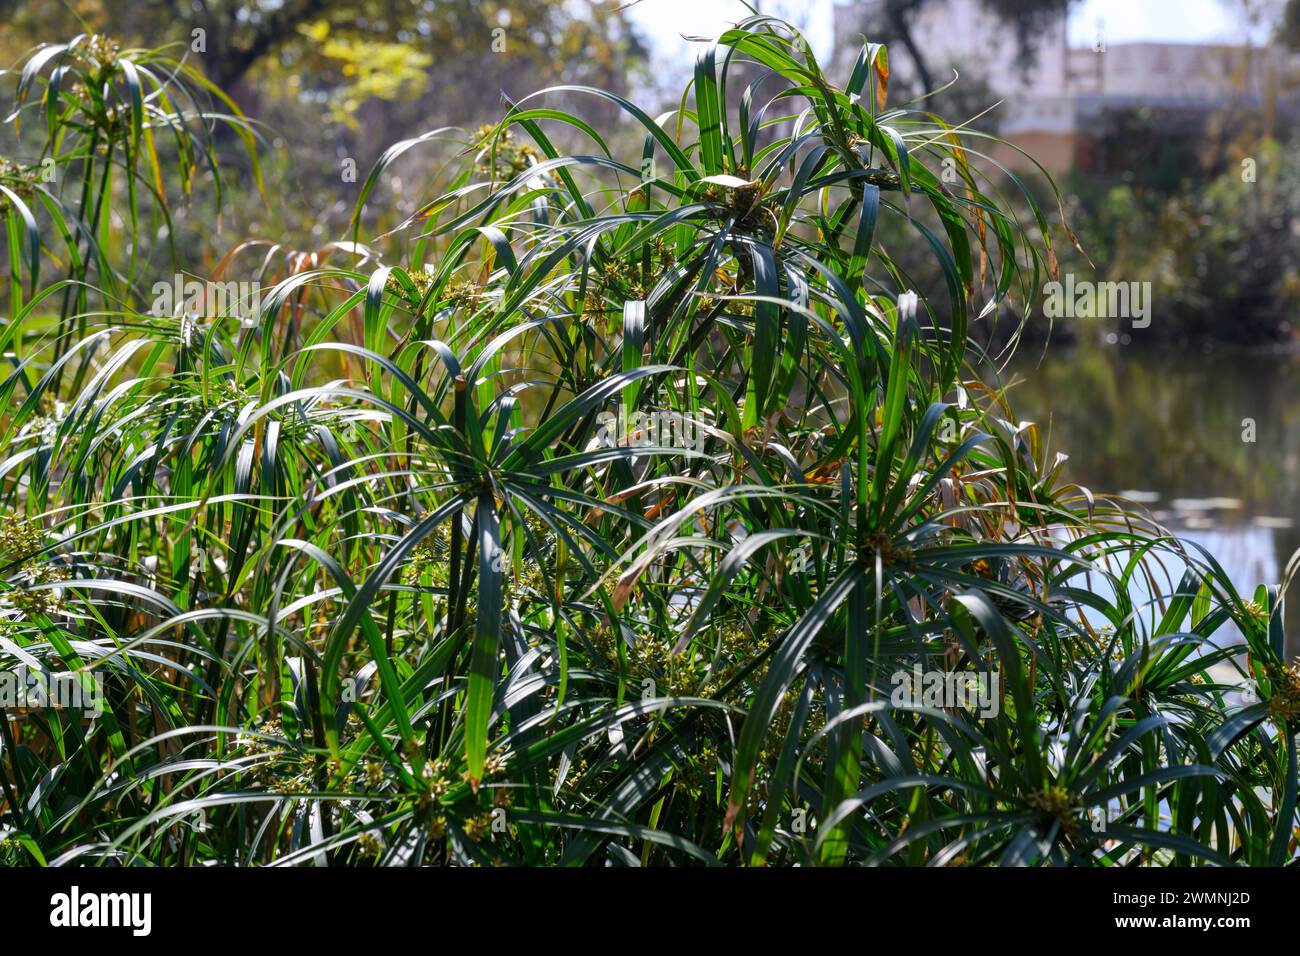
[0,19,1295,867]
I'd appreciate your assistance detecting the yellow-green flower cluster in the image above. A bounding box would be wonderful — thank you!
[385,266,435,301]
[0,836,23,866]
[2,515,70,619]
[581,238,676,323]
[237,719,320,793]
[1265,660,1300,724]
[0,514,43,560]
[405,524,451,586]
[356,831,383,861]
[462,812,496,843]
[68,35,121,70]
[0,157,38,205]
[1025,785,1082,835]
[473,125,541,179]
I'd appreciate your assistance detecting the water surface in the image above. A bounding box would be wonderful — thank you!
[1001,346,1300,659]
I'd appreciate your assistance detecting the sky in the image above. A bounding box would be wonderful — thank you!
[627,0,1274,70]
[1066,0,1273,44]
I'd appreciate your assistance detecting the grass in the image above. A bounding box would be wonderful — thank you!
[0,20,1295,867]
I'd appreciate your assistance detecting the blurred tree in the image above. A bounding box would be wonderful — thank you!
[0,0,647,240]
[0,0,646,126]
[845,0,1078,98]
[1280,0,1300,46]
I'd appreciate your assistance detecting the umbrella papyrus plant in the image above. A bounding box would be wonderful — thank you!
[0,17,1295,867]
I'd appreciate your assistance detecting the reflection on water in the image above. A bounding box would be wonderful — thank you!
[1000,346,1300,659]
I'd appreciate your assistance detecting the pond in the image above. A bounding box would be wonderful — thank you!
[1001,345,1300,661]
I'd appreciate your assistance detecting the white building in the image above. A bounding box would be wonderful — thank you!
[832,0,1299,171]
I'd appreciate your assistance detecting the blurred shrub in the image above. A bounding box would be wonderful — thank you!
[1070,120,1300,346]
